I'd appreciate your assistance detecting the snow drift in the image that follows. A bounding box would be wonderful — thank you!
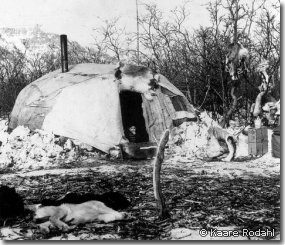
[0,118,99,171]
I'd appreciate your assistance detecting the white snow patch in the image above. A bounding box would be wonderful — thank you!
[168,111,221,160]
[0,119,100,172]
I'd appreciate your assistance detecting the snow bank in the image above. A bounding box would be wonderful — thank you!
[167,111,279,163]
[168,112,220,160]
[0,119,9,145]
[0,119,99,171]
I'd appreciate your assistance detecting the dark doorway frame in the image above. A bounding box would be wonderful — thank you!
[119,91,149,143]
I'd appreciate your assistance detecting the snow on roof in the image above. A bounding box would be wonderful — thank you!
[67,63,117,76]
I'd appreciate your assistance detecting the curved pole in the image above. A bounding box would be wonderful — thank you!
[153,129,170,219]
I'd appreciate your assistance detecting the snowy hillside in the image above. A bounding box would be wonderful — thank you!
[0,25,113,65]
[0,25,61,57]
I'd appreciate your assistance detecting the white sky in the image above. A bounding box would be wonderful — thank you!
[0,0,210,46]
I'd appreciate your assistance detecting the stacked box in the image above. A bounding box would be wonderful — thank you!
[248,127,268,156]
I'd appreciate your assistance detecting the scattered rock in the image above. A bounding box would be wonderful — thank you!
[170,228,192,239]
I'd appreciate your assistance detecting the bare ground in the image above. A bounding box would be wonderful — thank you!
[0,154,280,240]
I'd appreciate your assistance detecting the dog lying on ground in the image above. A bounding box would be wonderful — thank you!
[34,191,130,233]
[34,200,127,233]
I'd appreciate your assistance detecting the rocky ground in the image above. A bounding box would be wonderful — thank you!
[0,116,280,240]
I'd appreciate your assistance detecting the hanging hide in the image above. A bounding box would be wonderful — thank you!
[225,42,249,80]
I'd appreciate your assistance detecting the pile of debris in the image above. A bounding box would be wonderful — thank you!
[168,112,221,160]
[168,111,278,162]
[0,119,100,172]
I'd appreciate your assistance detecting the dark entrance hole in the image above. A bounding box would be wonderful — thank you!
[119,91,149,143]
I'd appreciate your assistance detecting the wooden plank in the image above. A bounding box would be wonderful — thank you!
[142,92,172,143]
[262,140,269,154]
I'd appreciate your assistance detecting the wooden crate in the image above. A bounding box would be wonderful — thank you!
[248,127,268,143]
[248,141,268,156]
[248,127,268,156]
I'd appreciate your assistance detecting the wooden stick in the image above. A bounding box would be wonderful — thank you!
[153,129,170,219]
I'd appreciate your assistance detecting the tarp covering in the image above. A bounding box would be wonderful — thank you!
[42,78,123,153]
[68,63,116,76]
[9,64,118,130]
[158,75,184,97]
[271,126,280,158]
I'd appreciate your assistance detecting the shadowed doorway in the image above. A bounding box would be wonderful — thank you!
[119,91,149,143]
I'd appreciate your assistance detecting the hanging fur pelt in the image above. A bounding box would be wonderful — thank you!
[225,42,249,81]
